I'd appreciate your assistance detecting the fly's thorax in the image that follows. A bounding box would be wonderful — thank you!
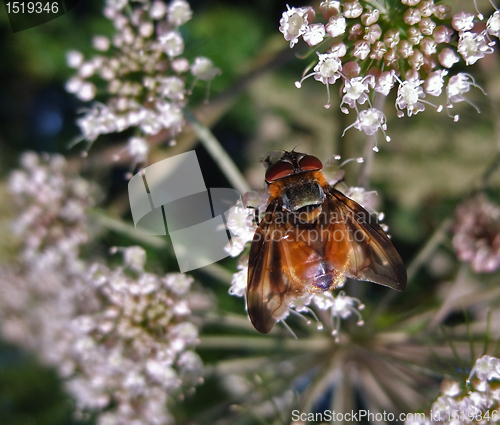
[282,179,325,213]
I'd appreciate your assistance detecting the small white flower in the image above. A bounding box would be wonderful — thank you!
[340,75,375,112]
[343,1,363,19]
[374,70,395,96]
[303,23,326,46]
[452,11,475,32]
[468,355,500,382]
[361,9,379,26]
[158,76,185,100]
[313,52,343,85]
[77,82,96,102]
[149,0,167,20]
[487,10,500,38]
[138,108,162,135]
[156,101,184,134]
[438,47,460,68]
[396,79,426,117]
[325,15,346,38]
[319,1,340,19]
[66,50,84,68]
[159,31,184,57]
[424,70,447,96]
[127,137,149,163]
[279,5,313,48]
[347,107,388,138]
[446,73,481,104]
[458,31,495,65]
[92,35,110,52]
[190,57,221,81]
[229,264,248,297]
[352,40,371,60]
[168,0,192,26]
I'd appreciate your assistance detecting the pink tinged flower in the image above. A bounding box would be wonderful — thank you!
[418,0,435,18]
[446,73,482,104]
[329,42,347,57]
[353,40,370,60]
[77,82,96,102]
[422,55,436,73]
[159,31,184,57]
[419,17,436,35]
[319,1,341,20]
[401,0,420,6]
[374,70,395,96]
[340,75,375,113]
[420,37,437,56]
[424,69,447,96]
[348,23,363,41]
[404,8,421,25]
[433,4,451,20]
[279,5,313,48]
[398,40,414,59]
[409,49,424,70]
[296,52,343,109]
[361,10,379,26]
[168,0,192,26]
[383,29,400,49]
[396,80,426,117]
[469,356,500,382]
[407,27,423,45]
[325,15,347,38]
[303,23,326,46]
[458,31,495,65]
[405,69,419,82]
[433,25,453,43]
[149,1,167,20]
[343,1,363,19]
[364,24,381,44]
[343,108,389,140]
[370,41,387,60]
[438,47,459,68]
[66,50,84,68]
[487,11,500,38]
[383,49,398,67]
[171,57,189,73]
[342,61,360,79]
[445,73,485,121]
[314,52,343,84]
[452,11,475,32]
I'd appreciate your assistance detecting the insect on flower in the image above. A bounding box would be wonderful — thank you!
[247,151,407,333]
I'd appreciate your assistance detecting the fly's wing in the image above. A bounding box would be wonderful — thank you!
[325,188,407,290]
[247,200,325,334]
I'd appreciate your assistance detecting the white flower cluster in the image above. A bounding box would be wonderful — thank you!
[406,355,500,425]
[67,0,220,161]
[0,246,203,425]
[281,1,500,145]
[8,151,98,273]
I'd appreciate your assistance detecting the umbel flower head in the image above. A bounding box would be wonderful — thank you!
[281,1,499,145]
[66,0,220,161]
[452,193,500,274]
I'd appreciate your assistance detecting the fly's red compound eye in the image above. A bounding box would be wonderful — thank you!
[299,155,323,172]
[265,160,294,182]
